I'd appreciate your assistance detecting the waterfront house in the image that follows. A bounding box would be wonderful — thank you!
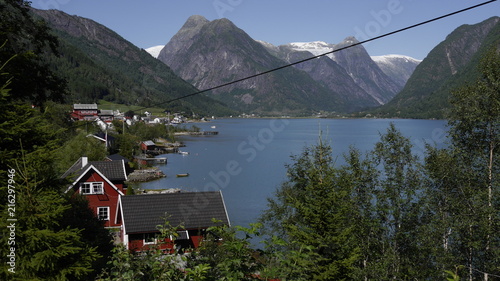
[140,140,156,152]
[62,157,128,229]
[118,191,230,252]
[61,158,231,252]
[71,103,99,121]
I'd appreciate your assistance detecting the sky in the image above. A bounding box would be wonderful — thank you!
[31,0,499,60]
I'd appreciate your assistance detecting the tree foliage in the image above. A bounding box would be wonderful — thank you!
[260,48,500,280]
[0,0,66,105]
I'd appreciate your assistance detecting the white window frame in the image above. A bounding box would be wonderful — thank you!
[97,206,110,221]
[80,182,104,195]
[143,233,157,245]
[177,230,190,240]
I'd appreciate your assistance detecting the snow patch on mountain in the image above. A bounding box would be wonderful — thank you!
[287,41,336,60]
[145,45,164,58]
[371,54,422,64]
[256,40,279,51]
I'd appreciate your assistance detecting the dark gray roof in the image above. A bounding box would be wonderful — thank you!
[106,154,130,163]
[61,158,127,182]
[86,161,126,181]
[99,109,114,115]
[121,191,230,234]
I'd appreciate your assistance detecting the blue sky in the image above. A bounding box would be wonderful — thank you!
[32,0,499,60]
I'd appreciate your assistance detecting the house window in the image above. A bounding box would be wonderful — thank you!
[177,230,190,240]
[97,207,109,221]
[144,233,157,245]
[80,182,104,195]
[93,182,104,194]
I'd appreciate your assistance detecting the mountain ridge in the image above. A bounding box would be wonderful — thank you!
[32,9,235,116]
[374,16,500,118]
[158,15,346,115]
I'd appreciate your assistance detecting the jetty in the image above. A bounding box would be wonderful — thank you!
[174,131,218,136]
[134,155,167,165]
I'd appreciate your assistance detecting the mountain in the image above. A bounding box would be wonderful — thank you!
[32,9,234,117]
[375,16,500,118]
[145,45,164,58]
[371,55,421,88]
[157,15,346,116]
[329,37,401,105]
[270,38,406,110]
[261,41,381,111]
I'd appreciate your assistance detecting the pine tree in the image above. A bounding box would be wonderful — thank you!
[261,138,362,280]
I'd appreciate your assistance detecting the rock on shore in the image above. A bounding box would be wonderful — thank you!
[126,168,166,182]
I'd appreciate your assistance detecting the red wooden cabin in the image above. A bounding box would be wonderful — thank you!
[118,191,230,252]
[62,157,127,229]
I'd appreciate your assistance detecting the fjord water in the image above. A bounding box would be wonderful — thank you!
[139,118,447,228]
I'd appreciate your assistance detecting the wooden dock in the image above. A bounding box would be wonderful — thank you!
[134,155,167,165]
[174,131,218,136]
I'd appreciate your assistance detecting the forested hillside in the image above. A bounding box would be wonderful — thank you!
[33,9,235,117]
[374,16,500,118]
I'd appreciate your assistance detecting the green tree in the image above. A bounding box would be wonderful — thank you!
[54,131,108,175]
[261,127,430,280]
[261,138,361,280]
[370,124,426,279]
[0,157,102,280]
[0,9,111,277]
[424,47,500,280]
[189,223,264,280]
[0,0,66,105]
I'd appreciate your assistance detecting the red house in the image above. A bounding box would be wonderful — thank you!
[71,103,99,121]
[140,140,156,152]
[118,191,230,252]
[62,157,127,229]
[62,158,231,252]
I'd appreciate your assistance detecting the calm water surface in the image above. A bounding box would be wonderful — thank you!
[139,118,447,228]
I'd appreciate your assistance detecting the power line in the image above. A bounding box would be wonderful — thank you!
[132,0,497,113]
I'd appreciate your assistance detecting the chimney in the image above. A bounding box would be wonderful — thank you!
[81,156,88,167]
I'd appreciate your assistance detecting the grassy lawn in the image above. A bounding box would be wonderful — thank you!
[97,100,167,117]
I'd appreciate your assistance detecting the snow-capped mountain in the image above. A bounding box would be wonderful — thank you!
[259,38,402,109]
[371,54,421,65]
[286,41,336,60]
[145,45,164,58]
[371,55,421,88]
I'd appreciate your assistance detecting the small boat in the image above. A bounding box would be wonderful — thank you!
[176,173,189,177]
[211,125,216,129]
[179,151,189,155]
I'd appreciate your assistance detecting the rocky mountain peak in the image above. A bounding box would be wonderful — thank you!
[182,15,210,29]
[158,15,210,64]
[157,15,344,114]
[341,36,360,45]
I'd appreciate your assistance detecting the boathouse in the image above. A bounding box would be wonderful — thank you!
[140,140,156,152]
